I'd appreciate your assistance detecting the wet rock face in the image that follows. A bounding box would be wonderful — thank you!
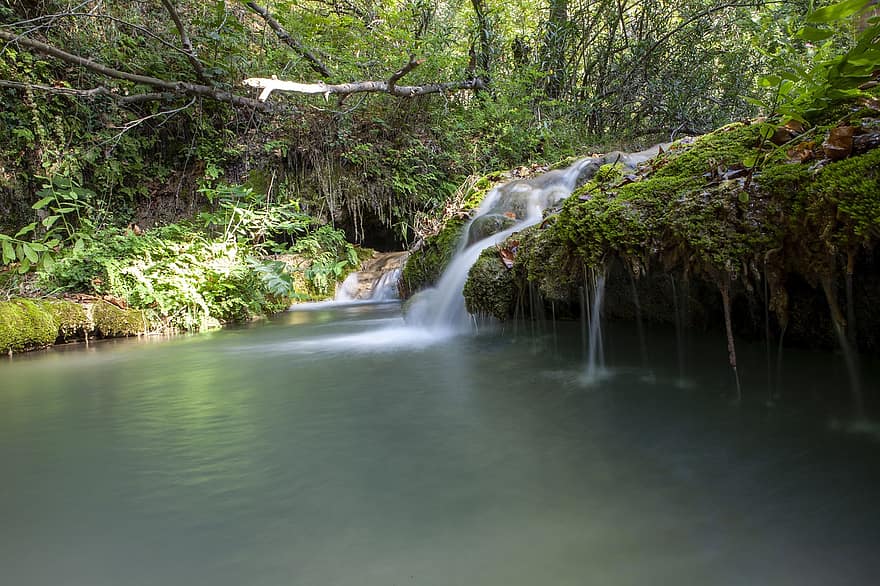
[466,214,518,246]
[463,249,516,319]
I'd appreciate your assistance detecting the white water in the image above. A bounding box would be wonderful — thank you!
[406,145,666,336]
[335,266,402,302]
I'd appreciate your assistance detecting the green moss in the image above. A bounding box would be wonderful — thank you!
[811,147,880,246]
[401,218,466,296]
[653,122,768,180]
[0,299,58,353]
[38,299,90,341]
[92,300,147,338]
[463,248,516,319]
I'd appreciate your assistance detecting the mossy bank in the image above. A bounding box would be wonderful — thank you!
[0,298,152,354]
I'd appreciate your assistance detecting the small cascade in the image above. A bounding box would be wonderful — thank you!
[334,251,408,302]
[582,268,608,384]
[628,269,652,381]
[821,275,864,418]
[407,145,665,334]
[670,275,688,386]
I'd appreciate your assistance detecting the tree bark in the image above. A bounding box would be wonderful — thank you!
[470,0,492,84]
[0,30,269,110]
[159,0,209,83]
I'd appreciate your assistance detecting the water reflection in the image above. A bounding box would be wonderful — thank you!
[1,303,878,586]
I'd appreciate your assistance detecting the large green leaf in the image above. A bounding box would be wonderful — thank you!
[807,0,873,24]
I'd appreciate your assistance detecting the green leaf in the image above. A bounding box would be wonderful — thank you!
[21,243,38,263]
[743,154,759,168]
[32,195,54,210]
[73,238,85,253]
[18,257,31,274]
[14,222,36,238]
[41,254,55,271]
[807,0,872,24]
[2,239,14,264]
[797,26,834,41]
[42,215,60,229]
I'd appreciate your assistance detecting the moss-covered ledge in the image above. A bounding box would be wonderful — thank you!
[1,297,154,355]
[460,119,880,353]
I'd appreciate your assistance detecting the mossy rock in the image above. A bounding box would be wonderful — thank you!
[39,299,91,341]
[0,299,58,353]
[463,248,516,319]
[92,300,148,338]
[401,218,466,297]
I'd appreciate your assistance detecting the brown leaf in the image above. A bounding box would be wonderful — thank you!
[771,121,804,146]
[822,126,855,161]
[786,141,816,163]
[498,240,519,269]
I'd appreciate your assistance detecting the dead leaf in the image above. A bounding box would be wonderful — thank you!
[786,141,816,163]
[498,240,519,269]
[771,120,805,145]
[822,126,855,161]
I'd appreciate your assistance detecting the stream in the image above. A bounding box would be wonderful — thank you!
[2,302,879,586]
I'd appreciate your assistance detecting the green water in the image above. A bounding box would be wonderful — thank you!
[1,303,878,585]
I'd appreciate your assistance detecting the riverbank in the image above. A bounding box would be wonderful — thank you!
[0,296,153,355]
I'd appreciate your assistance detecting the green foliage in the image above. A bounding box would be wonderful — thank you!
[38,225,284,331]
[758,0,880,123]
[289,225,360,297]
[198,184,314,249]
[246,258,299,299]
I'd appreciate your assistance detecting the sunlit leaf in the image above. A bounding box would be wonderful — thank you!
[807,0,873,24]
[797,26,834,42]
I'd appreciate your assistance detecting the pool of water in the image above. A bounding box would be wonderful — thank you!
[1,303,878,585]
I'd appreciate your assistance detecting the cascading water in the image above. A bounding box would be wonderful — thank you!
[406,145,666,336]
[333,251,408,303]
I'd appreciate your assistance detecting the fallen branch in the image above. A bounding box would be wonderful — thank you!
[244,76,485,100]
[0,80,180,105]
[244,54,484,101]
[0,29,269,110]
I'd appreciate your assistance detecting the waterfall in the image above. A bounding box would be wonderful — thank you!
[322,251,408,303]
[406,145,666,335]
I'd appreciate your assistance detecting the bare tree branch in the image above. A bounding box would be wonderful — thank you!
[0,80,195,108]
[158,0,209,83]
[244,1,333,79]
[243,75,486,101]
[387,54,423,93]
[0,29,269,110]
[7,12,192,59]
[0,79,111,97]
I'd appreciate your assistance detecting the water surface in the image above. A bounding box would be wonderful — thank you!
[1,303,879,585]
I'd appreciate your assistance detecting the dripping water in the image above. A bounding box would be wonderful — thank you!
[628,268,652,382]
[670,275,688,386]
